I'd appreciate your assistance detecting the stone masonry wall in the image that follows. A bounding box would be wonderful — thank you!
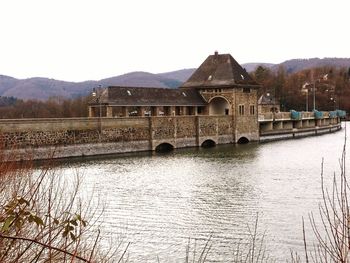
[198,116,218,137]
[0,118,150,149]
[217,116,233,135]
[0,115,341,160]
[0,116,235,159]
[176,117,196,138]
[151,117,176,140]
[234,88,259,141]
[0,130,100,148]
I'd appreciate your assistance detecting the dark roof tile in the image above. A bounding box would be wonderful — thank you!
[258,93,279,105]
[91,86,207,106]
[181,53,259,88]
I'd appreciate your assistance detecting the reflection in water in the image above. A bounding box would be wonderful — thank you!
[56,124,349,262]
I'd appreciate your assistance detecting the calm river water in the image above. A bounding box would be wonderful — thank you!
[58,123,349,262]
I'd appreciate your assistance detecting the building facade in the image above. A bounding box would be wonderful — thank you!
[88,52,261,142]
[258,93,280,114]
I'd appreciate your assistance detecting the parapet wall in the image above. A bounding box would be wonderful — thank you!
[0,113,342,160]
[0,116,236,160]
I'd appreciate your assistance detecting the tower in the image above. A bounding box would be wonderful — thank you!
[181,52,261,142]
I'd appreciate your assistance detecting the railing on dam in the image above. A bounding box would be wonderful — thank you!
[258,110,343,122]
[259,110,342,136]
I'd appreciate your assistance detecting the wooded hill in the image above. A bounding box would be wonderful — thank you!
[0,70,194,100]
[253,64,350,113]
[0,58,350,118]
[1,58,350,101]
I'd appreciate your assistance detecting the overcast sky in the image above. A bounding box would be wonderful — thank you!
[0,0,349,82]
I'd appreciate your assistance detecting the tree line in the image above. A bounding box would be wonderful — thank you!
[0,65,350,119]
[253,65,350,112]
[0,96,89,118]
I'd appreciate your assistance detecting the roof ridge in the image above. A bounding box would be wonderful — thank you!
[108,86,171,90]
[228,55,236,82]
[99,86,207,106]
[181,53,258,88]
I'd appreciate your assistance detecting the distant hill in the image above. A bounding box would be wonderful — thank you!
[100,71,183,89]
[157,69,196,82]
[1,58,349,100]
[0,71,185,100]
[274,58,350,73]
[241,63,275,72]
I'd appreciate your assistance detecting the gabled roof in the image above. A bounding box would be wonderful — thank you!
[90,86,207,106]
[181,52,259,88]
[258,93,279,105]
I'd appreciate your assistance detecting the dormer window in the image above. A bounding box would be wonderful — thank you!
[127,90,131,96]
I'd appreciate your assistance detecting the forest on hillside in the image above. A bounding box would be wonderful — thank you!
[253,65,350,113]
[0,96,89,118]
[0,65,349,119]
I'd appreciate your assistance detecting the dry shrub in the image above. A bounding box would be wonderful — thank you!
[292,131,350,262]
[0,147,128,262]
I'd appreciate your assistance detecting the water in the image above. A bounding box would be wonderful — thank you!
[57,123,349,262]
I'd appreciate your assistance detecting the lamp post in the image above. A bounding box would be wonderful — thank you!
[301,83,309,112]
[92,86,103,134]
[330,96,337,111]
[312,81,316,111]
[303,79,318,111]
[92,86,102,118]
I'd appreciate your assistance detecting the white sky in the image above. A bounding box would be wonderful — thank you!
[0,0,349,82]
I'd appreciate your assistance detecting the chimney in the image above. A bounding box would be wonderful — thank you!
[214,50,218,57]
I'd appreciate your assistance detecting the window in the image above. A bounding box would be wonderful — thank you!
[197,107,202,114]
[239,105,245,116]
[250,105,255,115]
[243,88,250,93]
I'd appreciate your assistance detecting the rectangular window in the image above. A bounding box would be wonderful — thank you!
[243,88,250,93]
[239,105,245,116]
[250,105,255,115]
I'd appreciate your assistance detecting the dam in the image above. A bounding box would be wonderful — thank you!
[0,111,342,160]
[0,52,344,160]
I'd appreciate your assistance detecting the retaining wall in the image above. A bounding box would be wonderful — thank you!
[0,116,235,160]
[0,115,342,160]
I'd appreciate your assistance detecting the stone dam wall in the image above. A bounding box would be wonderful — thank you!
[0,116,342,160]
[0,116,234,160]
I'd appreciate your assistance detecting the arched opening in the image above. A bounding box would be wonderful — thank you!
[155,143,174,152]
[237,137,249,144]
[201,139,216,148]
[209,97,230,115]
[270,107,278,113]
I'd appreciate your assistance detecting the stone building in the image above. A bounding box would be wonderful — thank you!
[258,93,280,113]
[88,86,207,118]
[89,52,261,142]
